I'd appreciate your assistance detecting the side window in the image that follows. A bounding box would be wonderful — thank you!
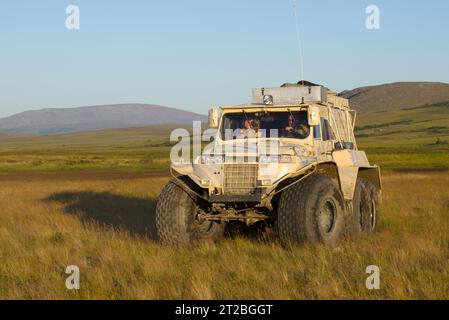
[321,118,336,141]
[313,124,321,139]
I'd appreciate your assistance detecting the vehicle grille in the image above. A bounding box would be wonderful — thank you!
[223,164,258,195]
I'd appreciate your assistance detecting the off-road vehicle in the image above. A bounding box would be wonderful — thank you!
[156,81,381,245]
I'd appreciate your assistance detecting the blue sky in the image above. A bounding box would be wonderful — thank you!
[0,0,448,117]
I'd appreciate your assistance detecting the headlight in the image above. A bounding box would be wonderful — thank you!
[259,179,272,186]
[200,179,211,186]
[259,155,293,164]
[279,155,293,163]
[200,155,224,164]
[259,155,279,164]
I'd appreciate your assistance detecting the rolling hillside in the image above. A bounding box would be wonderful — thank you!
[0,104,207,135]
[339,82,449,114]
[356,101,449,149]
[355,101,449,169]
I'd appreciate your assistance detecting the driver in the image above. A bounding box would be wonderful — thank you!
[237,118,256,139]
[281,114,310,138]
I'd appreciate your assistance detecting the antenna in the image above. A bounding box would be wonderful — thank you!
[293,0,305,86]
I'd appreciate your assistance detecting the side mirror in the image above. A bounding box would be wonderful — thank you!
[308,106,320,126]
[208,107,219,128]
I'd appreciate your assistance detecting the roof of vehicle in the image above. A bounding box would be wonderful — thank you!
[218,81,351,111]
[220,95,351,111]
[220,103,308,109]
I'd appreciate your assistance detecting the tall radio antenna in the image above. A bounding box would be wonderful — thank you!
[293,0,305,86]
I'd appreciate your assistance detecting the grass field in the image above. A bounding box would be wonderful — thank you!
[0,171,448,299]
[0,125,176,172]
[0,102,448,299]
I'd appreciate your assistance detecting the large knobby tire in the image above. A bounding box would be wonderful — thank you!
[277,174,345,246]
[360,178,379,233]
[346,179,371,235]
[155,181,224,245]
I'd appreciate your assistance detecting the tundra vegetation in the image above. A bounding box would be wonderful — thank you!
[0,102,448,299]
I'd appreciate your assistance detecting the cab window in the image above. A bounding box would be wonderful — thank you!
[321,118,336,141]
[313,124,321,139]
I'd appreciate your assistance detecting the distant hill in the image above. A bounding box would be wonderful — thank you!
[0,104,207,135]
[339,82,449,114]
[2,81,449,135]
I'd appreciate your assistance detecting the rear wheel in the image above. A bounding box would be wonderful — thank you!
[277,174,345,246]
[360,179,379,233]
[347,179,370,235]
[155,181,224,245]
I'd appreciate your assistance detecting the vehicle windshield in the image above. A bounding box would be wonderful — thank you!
[220,111,310,140]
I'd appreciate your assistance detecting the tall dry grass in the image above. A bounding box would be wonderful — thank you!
[0,172,448,299]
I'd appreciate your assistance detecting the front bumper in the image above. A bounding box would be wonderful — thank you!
[171,160,314,200]
[208,193,262,203]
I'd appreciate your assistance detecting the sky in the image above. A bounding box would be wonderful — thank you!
[0,0,448,117]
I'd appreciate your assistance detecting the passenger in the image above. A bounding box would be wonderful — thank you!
[237,118,256,139]
[284,115,296,134]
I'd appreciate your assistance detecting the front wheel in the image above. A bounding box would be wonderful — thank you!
[277,174,345,246]
[155,181,224,245]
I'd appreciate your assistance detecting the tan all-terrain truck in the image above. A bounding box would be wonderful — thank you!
[156,81,381,246]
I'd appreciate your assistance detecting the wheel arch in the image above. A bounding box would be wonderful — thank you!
[358,166,382,191]
[170,170,208,202]
[316,162,355,199]
[316,162,340,187]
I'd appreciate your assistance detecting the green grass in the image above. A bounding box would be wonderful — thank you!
[356,102,449,169]
[366,153,449,170]
[0,149,171,172]
[0,125,177,172]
